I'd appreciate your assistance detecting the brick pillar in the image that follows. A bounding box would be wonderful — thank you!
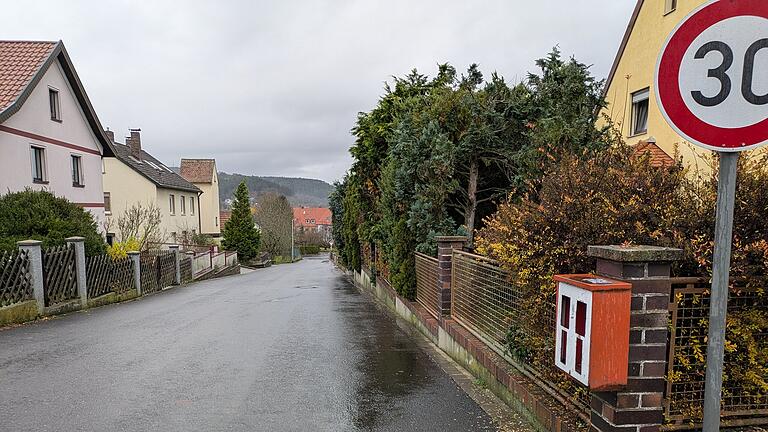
[66,237,87,305]
[128,251,142,296]
[17,240,44,313]
[587,245,683,432]
[169,245,181,285]
[435,236,467,318]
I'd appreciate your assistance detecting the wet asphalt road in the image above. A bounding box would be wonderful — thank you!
[0,254,496,431]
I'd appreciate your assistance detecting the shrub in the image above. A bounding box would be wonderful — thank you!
[299,245,321,255]
[0,189,105,256]
[107,237,141,259]
[475,145,768,412]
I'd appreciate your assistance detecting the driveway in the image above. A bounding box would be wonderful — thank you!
[0,254,498,431]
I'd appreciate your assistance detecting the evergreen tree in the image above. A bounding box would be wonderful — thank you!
[222,181,260,261]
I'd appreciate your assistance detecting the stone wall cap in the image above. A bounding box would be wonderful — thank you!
[127,251,141,255]
[435,236,468,242]
[588,245,684,262]
[16,240,42,246]
[65,236,85,242]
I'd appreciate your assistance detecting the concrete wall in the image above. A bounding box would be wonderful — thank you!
[600,0,713,169]
[0,59,105,226]
[196,169,221,235]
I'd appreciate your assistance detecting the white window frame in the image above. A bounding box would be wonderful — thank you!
[664,0,677,14]
[169,194,176,215]
[180,195,186,215]
[104,192,112,215]
[190,197,195,215]
[30,145,48,183]
[555,283,592,386]
[630,88,650,136]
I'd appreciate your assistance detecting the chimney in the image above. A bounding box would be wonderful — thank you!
[105,128,115,143]
[127,128,141,159]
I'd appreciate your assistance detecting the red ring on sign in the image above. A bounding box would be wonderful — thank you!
[657,0,768,149]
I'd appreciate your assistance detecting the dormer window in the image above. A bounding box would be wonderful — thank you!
[49,88,61,121]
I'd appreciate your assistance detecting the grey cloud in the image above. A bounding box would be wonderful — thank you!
[0,0,635,183]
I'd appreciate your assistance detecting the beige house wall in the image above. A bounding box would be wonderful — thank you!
[103,158,156,238]
[196,169,221,235]
[103,158,201,242]
[156,187,201,242]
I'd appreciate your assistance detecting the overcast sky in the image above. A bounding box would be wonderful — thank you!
[1,1,636,183]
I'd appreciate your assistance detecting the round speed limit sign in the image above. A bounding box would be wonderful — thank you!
[656,0,768,151]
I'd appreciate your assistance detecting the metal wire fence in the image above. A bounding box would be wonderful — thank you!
[450,250,590,419]
[415,252,439,319]
[666,278,768,428]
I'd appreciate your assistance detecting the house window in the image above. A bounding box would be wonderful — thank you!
[664,0,677,14]
[215,216,219,227]
[104,192,111,214]
[169,194,176,215]
[631,88,650,136]
[30,146,47,183]
[180,195,186,215]
[49,88,61,121]
[71,155,84,187]
[190,197,195,215]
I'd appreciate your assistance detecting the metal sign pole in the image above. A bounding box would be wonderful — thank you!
[702,151,739,432]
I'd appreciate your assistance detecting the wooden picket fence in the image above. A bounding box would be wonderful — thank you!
[42,245,78,306]
[85,255,135,298]
[0,250,32,308]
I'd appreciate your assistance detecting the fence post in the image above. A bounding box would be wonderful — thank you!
[587,245,683,432]
[17,240,44,313]
[169,245,181,285]
[128,251,142,296]
[435,236,467,318]
[186,251,196,275]
[65,237,88,306]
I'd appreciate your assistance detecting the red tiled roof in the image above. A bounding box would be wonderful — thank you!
[0,41,57,112]
[293,207,332,228]
[632,140,676,168]
[180,159,216,183]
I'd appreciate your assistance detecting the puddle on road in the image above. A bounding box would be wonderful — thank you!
[334,279,462,431]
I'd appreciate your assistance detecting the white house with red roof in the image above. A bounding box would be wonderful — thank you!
[0,40,114,227]
[293,207,332,243]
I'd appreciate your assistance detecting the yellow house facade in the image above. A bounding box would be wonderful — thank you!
[179,159,222,237]
[601,0,713,168]
[102,129,201,245]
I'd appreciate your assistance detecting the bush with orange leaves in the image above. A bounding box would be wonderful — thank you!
[474,145,768,416]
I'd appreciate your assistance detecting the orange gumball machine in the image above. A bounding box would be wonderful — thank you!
[553,274,632,391]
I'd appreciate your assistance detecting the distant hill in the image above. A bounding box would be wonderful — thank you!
[218,173,333,208]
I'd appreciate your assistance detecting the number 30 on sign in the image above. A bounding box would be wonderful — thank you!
[656,0,768,152]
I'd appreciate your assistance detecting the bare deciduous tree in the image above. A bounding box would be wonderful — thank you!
[255,192,293,258]
[114,202,166,250]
